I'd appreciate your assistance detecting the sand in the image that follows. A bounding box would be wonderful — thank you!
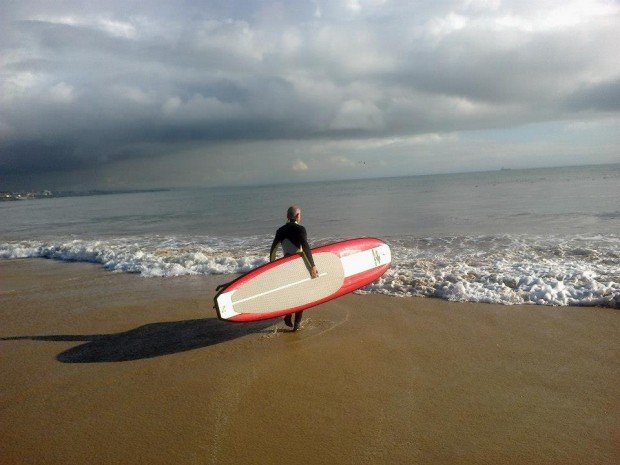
[1,259,618,465]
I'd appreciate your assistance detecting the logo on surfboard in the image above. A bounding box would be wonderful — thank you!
[372,248,381,266]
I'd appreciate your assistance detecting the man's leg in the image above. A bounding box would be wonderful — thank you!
[282,252,295,329]
[293,311,303,331]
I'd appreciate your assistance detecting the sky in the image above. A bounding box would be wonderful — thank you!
[1,0,618,190]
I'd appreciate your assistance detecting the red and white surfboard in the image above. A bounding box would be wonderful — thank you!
[215,238,391,322]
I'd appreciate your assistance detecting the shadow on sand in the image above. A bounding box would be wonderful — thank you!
[0,318,274,363]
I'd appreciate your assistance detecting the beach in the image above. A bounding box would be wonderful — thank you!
[1,259,617,465]
[2,0,619,462]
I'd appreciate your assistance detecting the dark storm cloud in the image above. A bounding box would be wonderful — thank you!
[1,140,84,173]
[0,0,618,182]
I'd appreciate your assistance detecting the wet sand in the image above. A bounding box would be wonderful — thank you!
[1,259,618,465]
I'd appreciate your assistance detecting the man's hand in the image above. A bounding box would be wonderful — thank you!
[311,266,319,279]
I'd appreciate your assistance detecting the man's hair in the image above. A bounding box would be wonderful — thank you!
[287,205,301,220]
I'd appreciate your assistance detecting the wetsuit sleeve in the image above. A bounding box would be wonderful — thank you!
[299,226,315,267]
[269,229,282,262]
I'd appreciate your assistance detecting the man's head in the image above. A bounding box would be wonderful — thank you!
[287,205,301,222]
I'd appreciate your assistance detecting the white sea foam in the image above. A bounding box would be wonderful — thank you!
[1,234,618,308]
[361,235,620,308]
[0,237,269,278]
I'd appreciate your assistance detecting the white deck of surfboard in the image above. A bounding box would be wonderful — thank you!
[217,243,390,319]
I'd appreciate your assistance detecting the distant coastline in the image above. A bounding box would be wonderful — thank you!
[0,188,170,202]
[1,190,53,201]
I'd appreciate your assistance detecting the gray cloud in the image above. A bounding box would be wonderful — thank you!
[566,78,620,111]
[1,0,618,188]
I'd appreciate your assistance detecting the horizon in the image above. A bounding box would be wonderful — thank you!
[4,161,618,194]
[1,1,618,191]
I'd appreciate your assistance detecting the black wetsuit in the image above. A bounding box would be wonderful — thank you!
[269,220,315,267]
[269,220,315,329]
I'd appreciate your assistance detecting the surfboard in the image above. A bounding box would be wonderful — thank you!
[214,237,391,322]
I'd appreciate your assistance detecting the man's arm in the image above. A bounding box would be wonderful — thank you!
[269,231,281,262]
[299,226,315,267]
[299,226,319,278]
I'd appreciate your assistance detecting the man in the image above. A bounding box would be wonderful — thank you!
[270,205,319,331]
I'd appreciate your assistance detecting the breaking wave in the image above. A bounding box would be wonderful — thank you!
[2,234,618,308]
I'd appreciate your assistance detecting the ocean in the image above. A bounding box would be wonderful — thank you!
[2,164,619,307]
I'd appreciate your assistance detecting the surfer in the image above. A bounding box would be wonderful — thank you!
[270,205,319,331]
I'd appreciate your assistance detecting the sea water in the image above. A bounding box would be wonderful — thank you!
[1,164,619,307]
